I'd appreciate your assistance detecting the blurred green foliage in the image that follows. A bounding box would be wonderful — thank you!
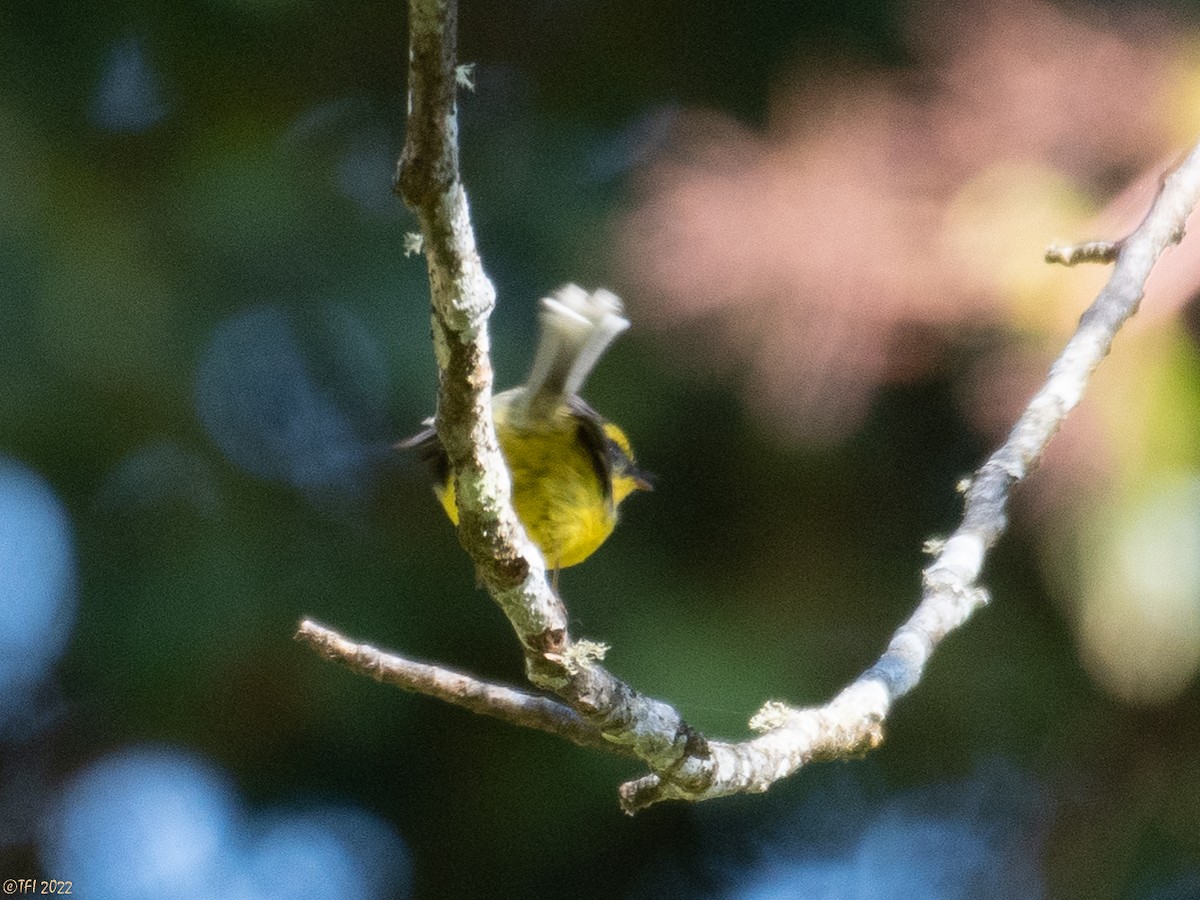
[5,1,1200,898]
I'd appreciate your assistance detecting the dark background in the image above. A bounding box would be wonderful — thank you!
[3,1,1200,897]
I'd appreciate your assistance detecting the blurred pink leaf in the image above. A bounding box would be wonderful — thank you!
[617,0,1188,442]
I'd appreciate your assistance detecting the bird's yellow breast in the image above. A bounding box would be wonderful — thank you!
[434,411,621,569]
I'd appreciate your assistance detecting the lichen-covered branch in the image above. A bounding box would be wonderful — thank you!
[297,0,1200,814]
[617,139,1200,811]
[390,0,708,789]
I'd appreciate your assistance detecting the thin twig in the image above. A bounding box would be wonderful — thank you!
[294,620,632,755]
[1045,239,1121,266]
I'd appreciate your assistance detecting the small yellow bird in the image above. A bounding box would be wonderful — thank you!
[404,285,650,571]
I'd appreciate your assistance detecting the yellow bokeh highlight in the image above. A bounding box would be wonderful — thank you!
[1074,472,1200,705]
[942,162,1107,335]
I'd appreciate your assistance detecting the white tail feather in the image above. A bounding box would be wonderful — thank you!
[510,285,629,423]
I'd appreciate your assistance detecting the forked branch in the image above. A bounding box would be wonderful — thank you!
[297,0,1200,813]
